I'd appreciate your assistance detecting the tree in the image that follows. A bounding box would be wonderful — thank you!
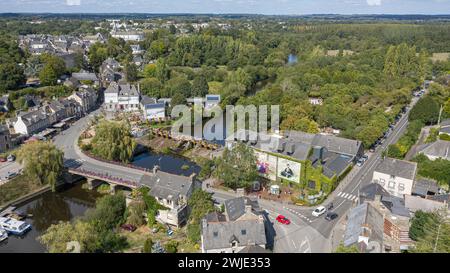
[143,238,153,253]
[140,77,162,97]
[17,141,64,191]
[126,200,146,227]
[192,75,209,97]
[187,189,215,243]
[125,62,139,82]
[90,120,137,163]
[86,194,127,232]
[0,63,25,92]
[143,63,157,78]
[39,220,98,253]
[334,244,359,253]
[214,143,258,190]
[410,210,450,253]
[164,77,192,98]
[409,210,438,241]
[38,54,66,86]
[165,240,178,253]
[409,96,440,125]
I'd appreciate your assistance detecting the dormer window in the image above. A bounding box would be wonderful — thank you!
[241,229,246,235]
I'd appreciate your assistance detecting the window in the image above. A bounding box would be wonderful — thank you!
[390,175,396,180]
[388,181,396,189]
[398,183,405,192]
[231,241,238,248]
[241,229,246,235]
[213,231,218,237]
[378,178,385,186]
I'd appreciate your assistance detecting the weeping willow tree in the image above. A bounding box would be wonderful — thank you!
[90,120,137,163]
[17,141,64,191]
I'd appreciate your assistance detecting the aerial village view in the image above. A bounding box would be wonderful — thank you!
[0,0,449,261]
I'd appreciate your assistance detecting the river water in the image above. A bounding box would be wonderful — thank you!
[0,182,102,253]
[0,151,199,253]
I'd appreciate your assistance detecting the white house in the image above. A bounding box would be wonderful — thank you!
[13,109,50,136]
[372,158,417,198]
[140,96,166,121]
[111,31,144,42]
[104,82,140,112]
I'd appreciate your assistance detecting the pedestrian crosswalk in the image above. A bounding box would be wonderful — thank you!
[283,206,313,223]
[337,191,359,202]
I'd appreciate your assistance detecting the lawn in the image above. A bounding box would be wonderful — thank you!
[121,224,199,253]
[0,175,41,207]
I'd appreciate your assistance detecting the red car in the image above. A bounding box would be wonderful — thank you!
[0,157,6,162]
[276,215,291,225]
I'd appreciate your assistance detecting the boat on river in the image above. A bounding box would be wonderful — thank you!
[0,228,7,242]
[0,217,32,235]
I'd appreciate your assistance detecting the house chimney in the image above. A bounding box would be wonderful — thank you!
[245,205,252,214]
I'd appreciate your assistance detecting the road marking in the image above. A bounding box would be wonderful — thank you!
[292,240,297,249]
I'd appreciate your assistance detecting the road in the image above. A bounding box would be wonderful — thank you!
[52,109,144,184]
[0,161,22,186]
[282,93,424,241]
[206,91,424,253]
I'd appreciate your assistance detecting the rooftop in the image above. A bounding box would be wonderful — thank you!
[374,158,417,180]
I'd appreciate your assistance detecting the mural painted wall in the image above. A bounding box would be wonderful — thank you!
[277,157,301,183]
[255,151,277,181]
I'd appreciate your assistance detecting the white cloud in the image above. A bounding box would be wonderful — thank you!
[66,0,81,6]
[366,0,382,6]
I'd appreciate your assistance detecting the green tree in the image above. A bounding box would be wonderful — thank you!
[334,244,359,253]
[39,220,98,253]
[17,141,64,191]
[410,210,450,253]
[140,77,162,97]
[214,143,258,190]
[187,189,215,243]
[0,63,25,92]
[192,75,209,97]
[143,238,153,253]
[125,62,139,82]
[90,120,137,163]
[86,194,127,232]
[409,96,440,125]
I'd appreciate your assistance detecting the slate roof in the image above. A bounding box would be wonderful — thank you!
[427,194,450,203]
[374,158,417,180]
[238,245,271,253]
[105,82,139,97]
[140,96,157,105]
[18,109,48,126]
[359,183,390,202]
[201,217,267,251]
[224,197,261,222]
[344,203,384,248]
[412,178,439,197]
[381,195,411,218]
[72,72,98,82]
[416,140,450,160]
[139,172,193,202]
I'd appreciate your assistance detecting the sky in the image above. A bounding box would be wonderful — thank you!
[0,0,449,15]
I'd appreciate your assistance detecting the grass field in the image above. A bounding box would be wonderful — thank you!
[0,175,41,207]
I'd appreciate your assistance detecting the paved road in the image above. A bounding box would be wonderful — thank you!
[284,94,424,239]
[52,109,144,184]
[206,91,425,253]
[0,161,22,186]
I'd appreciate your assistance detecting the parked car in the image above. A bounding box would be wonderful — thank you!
[369,147,376,153]
[325,212,338,221]
[7,155,15,162]
[276,215,291,225]
[6,172,18,180]
[0,157,6,162]
[362,154,369,161]
[312,206,327,217]
[356,158,364,167]
[120,224,136,232]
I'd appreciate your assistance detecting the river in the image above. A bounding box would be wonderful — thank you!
[0,182,102,253]
[0,151,199,253]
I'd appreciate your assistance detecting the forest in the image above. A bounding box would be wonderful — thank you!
[0,15,450,149]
